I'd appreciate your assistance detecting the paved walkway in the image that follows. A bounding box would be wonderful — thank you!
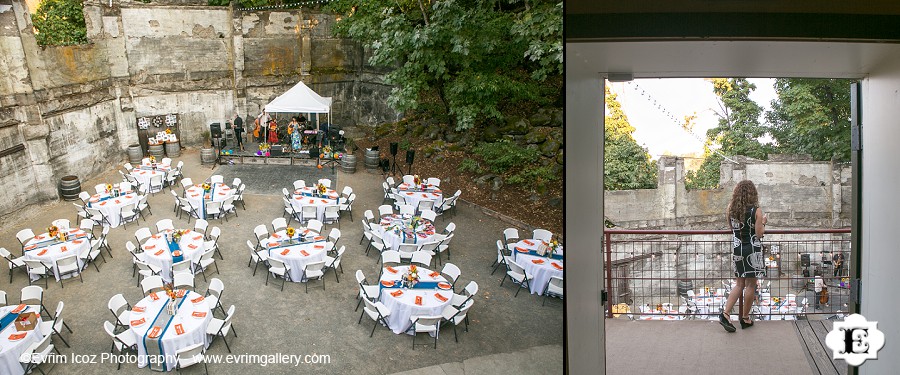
[0,149,563,374]
[388,344,562,375]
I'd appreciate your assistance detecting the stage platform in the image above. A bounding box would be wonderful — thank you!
[216,140,341,170]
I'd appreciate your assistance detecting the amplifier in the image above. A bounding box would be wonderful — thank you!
[270,146,285,156]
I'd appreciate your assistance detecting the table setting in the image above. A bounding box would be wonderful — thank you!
[378,265,454,334]
[128,285,212,371]
[140,229,205,281]
[131,157,171,188]
[511,238,564,295]
[262,227,329,282]
[375,214,438,251]
[23,226,91,280]
[184,183,234,219]
[86,183,139,227]
[0,304,44,375]
[290,183,341,222]
[394,175,443,210]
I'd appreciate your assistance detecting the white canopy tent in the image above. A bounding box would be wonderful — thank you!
[264,81,333,128]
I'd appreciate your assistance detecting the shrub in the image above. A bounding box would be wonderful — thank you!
[457,158,482,174]
[473,140,541,174]
[32,0,88,46]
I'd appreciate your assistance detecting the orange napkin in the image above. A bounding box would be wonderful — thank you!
[218,192,226,195]
[532,259,545,264]
[37,249,48,256]
[313,245,324,249]
[11,304,26,314]
[422,194,428,198]
[192,311,207,318]
[115,200,121,204]
[72,240,83,244]
[386,267,398,274]
[294,197,303,200]
[415,296,423,306]
[176,290,186,298]
[429,271,440,278]
[314,236,325,241]
[406,192,414,195]
[133,306,146,313]
[300,250,310,257]
[516,247,528,253]
[146,244,156,250]
[99,202,107,206]
[8,333,27,341]
[381,280,395,287]
[390,290,403,297]
[60,246,68,252]
[149,293,160,301]
[193,235,202,240]
[280,249,291,256]
[319,199,327,203]
[190,194,199,197]
[154,250,164,256]
[191,296,204,304]
[188,244,198,249]
[130,318,145,326]
[304,229,310,234]
[272,233,281,239]
[438,282,452,290]
[432,193,440,197]
[523,240,535,245]
[434,293,448,302]
[308,199,315,204]
[175,324,185,335]
[148,326,161,338]
[551,262,563,270]
[24,244,37,251]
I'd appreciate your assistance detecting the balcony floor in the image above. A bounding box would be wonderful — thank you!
[607,319,824,374]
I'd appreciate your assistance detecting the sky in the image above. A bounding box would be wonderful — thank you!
[606,78,777,159]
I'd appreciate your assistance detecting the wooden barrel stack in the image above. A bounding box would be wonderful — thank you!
[364,149,380,171]
[58,175,81,201]
[127,144,143,164]
[341,153,357,174]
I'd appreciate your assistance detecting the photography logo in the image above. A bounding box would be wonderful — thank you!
[825,314,885,366]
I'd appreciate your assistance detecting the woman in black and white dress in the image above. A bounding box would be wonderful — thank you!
[719,180,768,332]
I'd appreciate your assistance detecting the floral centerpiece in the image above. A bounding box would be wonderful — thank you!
[48,225,59,238]
[773,297,781,304]
[165,127,172,134]
[404,264,420,288]
[317,183,327,196]
[201,183,211,192]
[105,183,113,193]
[163,282,179,314]
[413,175,421,186]
[286,227,296,239]
[172,229,186,242]
[257,143,271,156]
[149,155,156,164]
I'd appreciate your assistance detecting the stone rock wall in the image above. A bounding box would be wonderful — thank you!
[0,1,399,218]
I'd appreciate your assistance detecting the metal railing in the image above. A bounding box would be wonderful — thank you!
[603,228,852,320]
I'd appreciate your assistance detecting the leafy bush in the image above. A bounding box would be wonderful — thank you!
[508,165,559,193]
[457,158,482,174]
[32,0,88,46]
[398,139,411,151]
[473,140,541,174]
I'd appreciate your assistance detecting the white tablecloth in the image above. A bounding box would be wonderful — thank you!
[374,215,439,251]
[379,266,453,334]
[0,305,44,375]
[511,239,564,295]
[130,167,167,189]
[394,183,443,209]
[262,231,328,282]
[141,230,205,281]
[290,187,341,222]
[184,183,235,219]
[129,290,212,371]
[24,229,90,281]
[87,190,139,227]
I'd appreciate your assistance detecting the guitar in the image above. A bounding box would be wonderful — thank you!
[253,118,260,138]
[819,286,829,305]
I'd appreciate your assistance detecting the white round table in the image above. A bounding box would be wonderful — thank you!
[395,182,443,210]
[511,239,564,295]
[0,305,44,375]
[129,290,212,371]
[141,230,205,281]
[87,189,139,228]
[375,215,439,251]
[262,230,329,282]
[130,166,168,189]
[378,265,453,334]
[290,187,341,222]
[184,183,234,219]
[23,229,90,281]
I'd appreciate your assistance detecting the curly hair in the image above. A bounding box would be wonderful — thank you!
[727,180,759,223]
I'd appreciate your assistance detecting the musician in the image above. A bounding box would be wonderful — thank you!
[813,276,825,309]
[267,117,279,144]
[288,117,302,152]
[832,252,845,277]
[232,113,244,151]
[255,112,269,143]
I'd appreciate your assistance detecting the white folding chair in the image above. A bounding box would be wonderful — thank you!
[156,219,174,232]
[408,315,442,349]
[206,305,236,353]
[533,229,553,242]
[108,294,131,330]
[501,257,533,297]
[293,180,306,190]
[359,298,392,337]
[302,261,326,293]
[210,175,224,184]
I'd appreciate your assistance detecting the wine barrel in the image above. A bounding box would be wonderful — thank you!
[59,175,81,201]
[148,144,165,159]
[364,149,379,170]
[127,144,143,164]
[164,142,181,157]
[200,148,216,165]
[341,154,357,174]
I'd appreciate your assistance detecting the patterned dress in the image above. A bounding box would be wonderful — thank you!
[730,207,765,278]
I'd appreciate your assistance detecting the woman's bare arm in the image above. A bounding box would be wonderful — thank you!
[755,208,767,237]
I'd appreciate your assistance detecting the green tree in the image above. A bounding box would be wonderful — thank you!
[604,87,657,190]
[686,78,771,189]
[32,0,88,46]
[766,78,853,161]
[327,0,561,130]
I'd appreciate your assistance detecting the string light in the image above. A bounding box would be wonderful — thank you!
[613,81,739,164]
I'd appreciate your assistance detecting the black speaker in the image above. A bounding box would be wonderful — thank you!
[802,269,810,277]
[309,146,319,158]
[390,142,399,156]
[800,254,810,267]
[406,149,415,165]
[210,123,222,138]
[271,147,284,156]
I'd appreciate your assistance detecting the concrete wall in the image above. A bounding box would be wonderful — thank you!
[0,1,399,218]
[605,156,852,230]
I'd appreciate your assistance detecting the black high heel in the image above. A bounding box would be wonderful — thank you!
[740,317,754,329]
[719,312,736,332]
